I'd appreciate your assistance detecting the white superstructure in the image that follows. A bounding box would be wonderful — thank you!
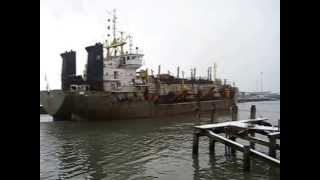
[102,10,144,92]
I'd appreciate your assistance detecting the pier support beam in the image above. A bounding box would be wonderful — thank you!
[193,131,200,155]
[249,105,256,149]
[249,131,256,150]
[250,105,256,119]
[268,134,277,158]
[195,107,200,125]
[229,136,236,155]
[231,104,238,121]
[209,139,216,154]
[243,145,251,171]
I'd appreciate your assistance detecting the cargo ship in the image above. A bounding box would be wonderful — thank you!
[40,10,239,121]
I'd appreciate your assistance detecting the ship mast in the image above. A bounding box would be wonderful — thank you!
[112,9,117,46]
[105,9,127,57]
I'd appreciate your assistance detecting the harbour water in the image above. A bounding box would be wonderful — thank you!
[40,101,280,180]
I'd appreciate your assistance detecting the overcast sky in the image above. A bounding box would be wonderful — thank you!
[40,0,279,93]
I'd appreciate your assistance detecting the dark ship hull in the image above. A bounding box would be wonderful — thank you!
[40,90,236,121]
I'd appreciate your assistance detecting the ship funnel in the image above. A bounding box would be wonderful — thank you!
[60,50,76,90]
[85,43,104,91]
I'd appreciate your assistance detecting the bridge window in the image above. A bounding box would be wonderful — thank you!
[114,71,119,79]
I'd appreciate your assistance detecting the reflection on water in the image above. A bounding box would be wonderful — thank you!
[40,101,280,180]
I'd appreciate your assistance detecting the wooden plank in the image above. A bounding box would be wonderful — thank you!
[250,149,280,166]
[233,134,280,150]
[195,117,268,129]
[268,132,280,138]
[204,130,280,168]
[229,123,279,132]
[205,130,245,152]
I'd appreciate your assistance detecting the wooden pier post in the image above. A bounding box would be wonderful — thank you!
[249,132,256,149]
[195,107,200,125]
[249,105,256,149]
[224,128,230,156]
[196,96,201,124]
[229,136,236,155]
[250,105,256,119]
[231,104,238,121]
[243,145,251,171]
[210,103,216,123]
[268,135,277,158]
[193,131,200,155]
[209,139,216,154]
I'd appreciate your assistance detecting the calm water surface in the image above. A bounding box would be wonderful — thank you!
[40,101,280,180]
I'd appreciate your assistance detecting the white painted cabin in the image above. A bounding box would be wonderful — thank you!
[103,53,143,92]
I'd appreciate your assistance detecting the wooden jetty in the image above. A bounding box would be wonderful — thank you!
[192,104,280,171]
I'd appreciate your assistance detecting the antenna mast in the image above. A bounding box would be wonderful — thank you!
[112,9,117,43]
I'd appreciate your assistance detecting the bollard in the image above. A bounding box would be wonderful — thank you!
[211,103,216,123]
[192,132,200,155]
[250,105,256,119]
[243,145,251,171]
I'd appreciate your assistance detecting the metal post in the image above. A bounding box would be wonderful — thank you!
[278,119,280,131]
[211,103,216,123]
[250,105,256,119]
[243,145,251,171]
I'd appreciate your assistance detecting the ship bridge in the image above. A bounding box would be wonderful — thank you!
[119,54,143,69]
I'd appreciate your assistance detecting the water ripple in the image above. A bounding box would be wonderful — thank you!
[41,101,280,179]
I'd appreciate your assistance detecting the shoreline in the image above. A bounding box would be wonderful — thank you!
[238,99,280,103]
